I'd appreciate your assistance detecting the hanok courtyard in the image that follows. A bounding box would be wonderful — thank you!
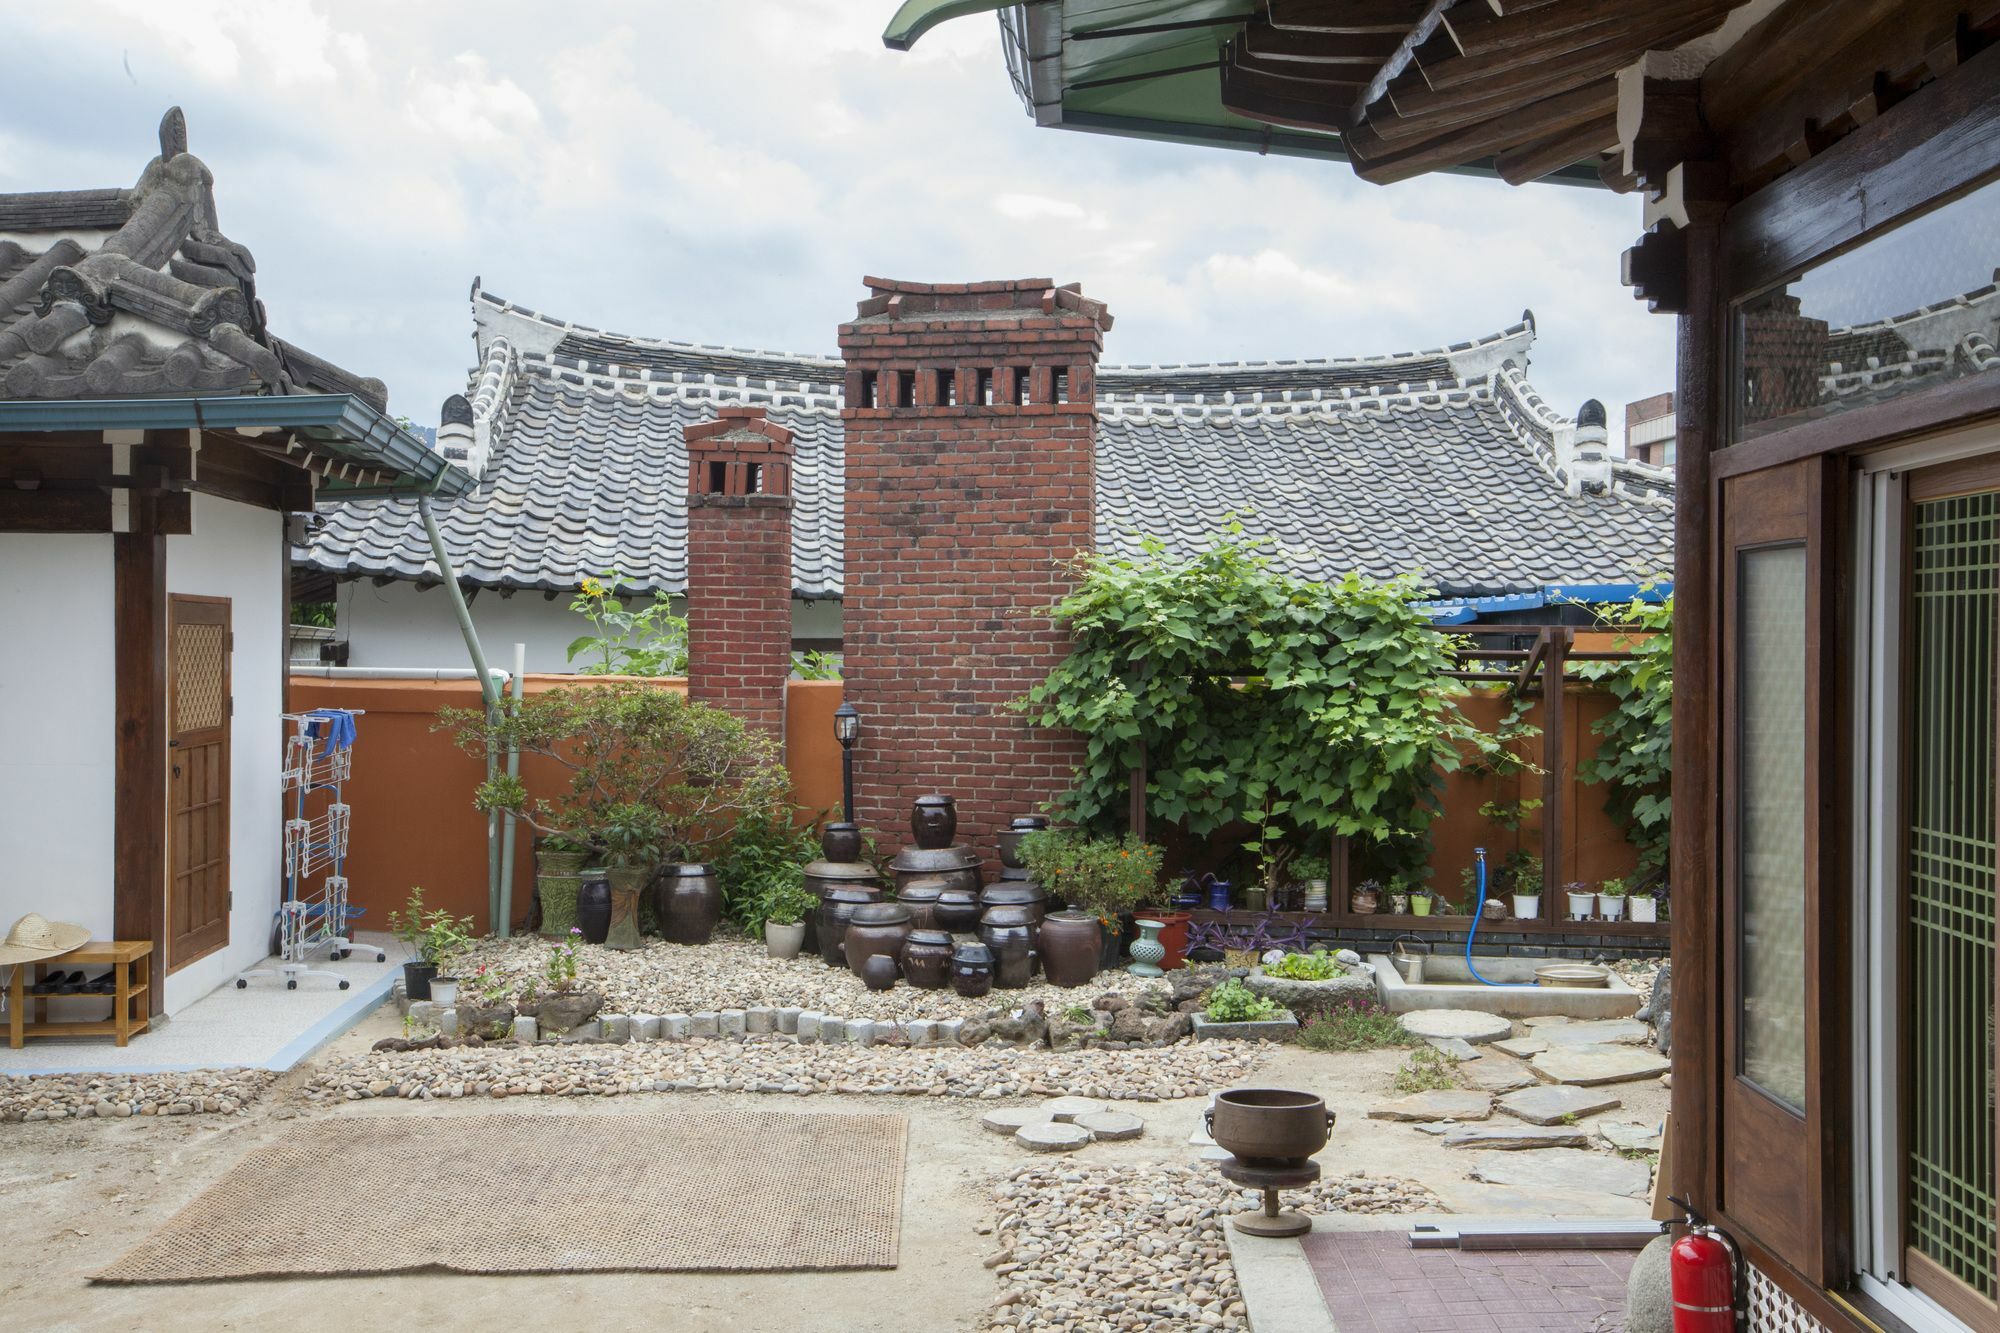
[5,2,2000,1332]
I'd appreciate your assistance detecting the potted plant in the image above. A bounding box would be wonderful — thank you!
[1409,887,1433,918]
[1290,852,1330,912]
[1510,854,1543,920]
[760,880,815,959]
[1564,880,1596,921]
[1513,883,1542,920]
[1386,886,1410,914]
[1598,877,1629,921]
[1630,886,1660,923]
[388,887,474,1001]
[1020,830,1162,973]
[1350,877,1381,914]
[597,801,663,951]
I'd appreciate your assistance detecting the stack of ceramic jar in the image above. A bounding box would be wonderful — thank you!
[806,820,881,968]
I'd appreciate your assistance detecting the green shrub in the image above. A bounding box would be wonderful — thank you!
[1391,1045,1463,1094]
[1204,978,1283,1023]
[1262,950,1344,981]
[1018,830,1162,919]
[1294,998,1414,1052]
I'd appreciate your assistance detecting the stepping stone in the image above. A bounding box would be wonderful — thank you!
[1535,1019,1650,1048]
[1426,1036,1483,1061]
[1017,1122,1093,1153]
[1442,1125,1590,1150]
[1460,1058,1538,1094]
[983,1107,1053,1136]
[1599,1121,1664,1153]
[1044,1096,1108,1123]
[1467,1148,1653,1198]
[1533,1044,1671,1087]
[1492,1036,1548,1059]
[1497,1085,1622,1126]
[1521,1015,1572,1028]
[1366,1090,1494,1123]
[1399,1009,1512,1044]
[1076,1111,1145,1141]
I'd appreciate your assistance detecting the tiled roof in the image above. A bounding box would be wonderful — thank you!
[300,289,1674,600]
[0,108,387,407]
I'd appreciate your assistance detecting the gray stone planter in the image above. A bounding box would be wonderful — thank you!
[1191,1011,1300,1043]
[1244,963,1377,1018]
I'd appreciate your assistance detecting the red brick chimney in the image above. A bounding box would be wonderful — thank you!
[684,406,793,744]
[838,277,1112,862]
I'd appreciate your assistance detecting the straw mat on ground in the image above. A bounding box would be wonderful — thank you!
[96,1110,906,1282]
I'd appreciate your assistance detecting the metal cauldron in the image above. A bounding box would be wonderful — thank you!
[1205,1088,1336,1168]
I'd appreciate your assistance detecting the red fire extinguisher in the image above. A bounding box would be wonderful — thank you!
[1669,1196,1743,1332]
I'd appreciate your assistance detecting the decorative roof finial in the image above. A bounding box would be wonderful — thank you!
[159,107,188,161]
[1576,398,1607,429]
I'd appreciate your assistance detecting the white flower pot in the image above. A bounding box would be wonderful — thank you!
[430,976,459,1006]
[764,921,806,959]
[1598,895,1626,921]
[1630,897,1658,923]
[1511,894,1541,920]
[1566,891,1595,921]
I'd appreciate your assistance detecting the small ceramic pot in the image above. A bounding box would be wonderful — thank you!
[1387,892,1410,915]
[1151,911,1191,971]
[535,875,581,938]
[1410,895,1432,918]
[1039,911,1101,988]
[900,929,953,989]
[1206,878,1233,912]
[535,848,591,877]
[1566,890,1595,921]
[1351,889,1379,915]
[1598,894,1627,921]
[861,953,900,991]
[576,874,612,944]
[818,884,883,967]
[1481,898,1509,921]
[658,863,722,946]
[980,909,1037,988]
[765,920,806,959]
[995,828,1029,871]
[1243,887,1267,912]
[950,941,994,998]
[1128,919,1166,977]
[821,821,863,863]
[1303,879,1329,912]
[1630,896,1658,923]
[912,795,958,850]
[897,877,947,931]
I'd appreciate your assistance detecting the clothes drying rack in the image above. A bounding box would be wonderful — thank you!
[236,709,381,991]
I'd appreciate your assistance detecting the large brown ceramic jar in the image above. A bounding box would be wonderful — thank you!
[900,929,953,989]
[658,863,722,946]
[980,905,1038,988]
[844,901,914,980]
[803,859,880,957]
[897,877,947,931]
[1038,910,1102,988]
[950,941,994,998]
[817,884,882,968]
[934,884,983,933]
[821,821,863,862]
[912,795,958,849]
[980,881,1047,945]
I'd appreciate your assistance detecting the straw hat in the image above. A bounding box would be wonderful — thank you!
[0,913,90,964]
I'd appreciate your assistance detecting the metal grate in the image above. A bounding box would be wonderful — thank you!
[1747,1264,1831,1332]
[1907,490,1999,1296]
[173,622,227,731]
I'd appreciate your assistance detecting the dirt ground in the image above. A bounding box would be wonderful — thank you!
[0,1002,1665,1332]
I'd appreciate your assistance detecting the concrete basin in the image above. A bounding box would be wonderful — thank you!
[1368,954,1641,1020]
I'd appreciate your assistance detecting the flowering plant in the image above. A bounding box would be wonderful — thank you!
[566,568,688,676]
[545,930,581,993]
[1018,831,1161,922]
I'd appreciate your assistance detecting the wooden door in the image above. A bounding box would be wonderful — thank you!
[168,595,231,970]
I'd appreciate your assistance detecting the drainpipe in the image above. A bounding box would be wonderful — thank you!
[496,642,525,938]
[418,496,503,933]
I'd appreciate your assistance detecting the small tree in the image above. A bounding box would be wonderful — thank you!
[1575,587,1673,886]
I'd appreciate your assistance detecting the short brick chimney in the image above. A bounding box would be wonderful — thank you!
[838,277,1113,861]
[684,406,793,743]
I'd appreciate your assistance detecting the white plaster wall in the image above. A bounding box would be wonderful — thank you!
[336,579,843,672]
[164,493,285,1013]
[0,536,117,953]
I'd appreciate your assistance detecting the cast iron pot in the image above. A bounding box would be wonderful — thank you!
[658,863,722,945]
[912,794,958,850]
[844,901,913,980]
[900,929,953,990]
[1038,910,1102,988]
[950,940,994,998]
[575,874,613,945]
[1204,1088,1336,1168]
[403,960,438,1001]
[817,884,882,968]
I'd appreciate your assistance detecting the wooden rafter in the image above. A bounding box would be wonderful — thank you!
[1443,0,1718,58]
[1351,79,1619,183]
[1413,2,1737,95]
[1229,41,1374,88]
[1240,20,1403,65]
[1220,56,1367,129]
[1494,112,1620,184]
[1265,0,1431,34]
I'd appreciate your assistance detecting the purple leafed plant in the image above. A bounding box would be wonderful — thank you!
[1186,913,1313,956]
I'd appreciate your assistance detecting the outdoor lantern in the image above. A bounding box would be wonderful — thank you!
[834,703,860,820]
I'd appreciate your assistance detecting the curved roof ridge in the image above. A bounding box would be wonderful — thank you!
[510,352,848,416]
[473,281,843,370]
[1100,316,1534,378]
[1094,376,1490,419]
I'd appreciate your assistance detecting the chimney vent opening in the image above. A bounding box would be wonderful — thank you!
[706,460,729,494]
[977,368,995,406]
[860,370,879,409]
[1010,366,1029,405]
[934,368,955,407]
[897,370,917,408]
[1053,367,1070,404]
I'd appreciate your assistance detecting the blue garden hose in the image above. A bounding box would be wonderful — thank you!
[1465,846,1504,986]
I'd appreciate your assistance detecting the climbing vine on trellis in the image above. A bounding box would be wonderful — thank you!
[1020,527,1494,882]
[1574,587,1673,886]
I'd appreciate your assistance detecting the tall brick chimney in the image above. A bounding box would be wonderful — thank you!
[838,277,1112,862]
[684,406,794,744]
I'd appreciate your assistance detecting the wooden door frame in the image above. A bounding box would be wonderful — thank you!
[166,592,232,973]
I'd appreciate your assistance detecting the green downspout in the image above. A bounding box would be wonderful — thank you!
[417,496,504,935]
[499,643,525,939]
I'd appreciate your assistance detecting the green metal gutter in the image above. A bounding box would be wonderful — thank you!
[0,394,475,498]
[884,0,1013,50]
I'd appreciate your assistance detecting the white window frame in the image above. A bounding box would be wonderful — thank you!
[1850,422,2000,1333]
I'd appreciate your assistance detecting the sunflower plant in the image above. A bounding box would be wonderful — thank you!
[567,568,688,677]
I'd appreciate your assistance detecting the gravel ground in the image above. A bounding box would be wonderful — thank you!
[452,934,1161,1022]
[1611,957,1663,1015]
[984,1161,1444,1331]
[305,1036,1260,1105]
[0,1068,273,1122]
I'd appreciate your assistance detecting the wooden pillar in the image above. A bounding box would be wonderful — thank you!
[113,525,167,1015]
[1669,213,1726,1215]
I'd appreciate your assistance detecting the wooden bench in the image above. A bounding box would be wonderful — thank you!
[6,941,153,1048]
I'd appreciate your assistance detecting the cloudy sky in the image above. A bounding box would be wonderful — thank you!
[3,1,1672,436]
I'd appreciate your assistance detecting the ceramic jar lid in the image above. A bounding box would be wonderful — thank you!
[906,928,952,947]
[898,877,948,902]
[891,845,979,872]
[804,860,881,882]
[951,941,994,963]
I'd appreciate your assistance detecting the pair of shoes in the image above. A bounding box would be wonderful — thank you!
[31,970,86,995]
[83,972,116,994]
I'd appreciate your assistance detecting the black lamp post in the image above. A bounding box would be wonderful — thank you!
[833,702,859,821]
